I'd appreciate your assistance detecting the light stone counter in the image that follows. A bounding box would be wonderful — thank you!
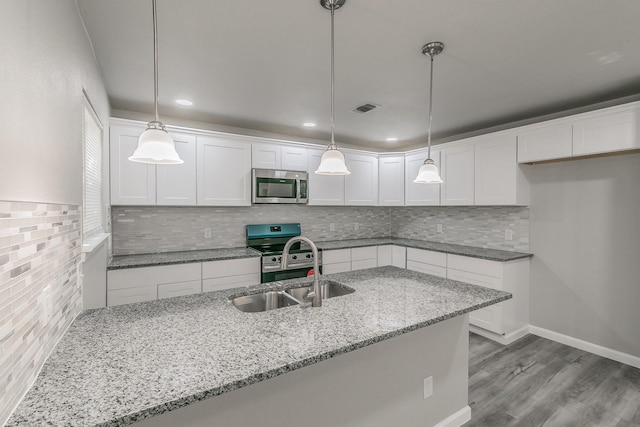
[6,266,510,426]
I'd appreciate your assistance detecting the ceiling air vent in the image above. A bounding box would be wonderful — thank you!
[352,103,380,114]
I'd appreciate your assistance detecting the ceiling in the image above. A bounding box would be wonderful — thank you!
[77,0,640,150]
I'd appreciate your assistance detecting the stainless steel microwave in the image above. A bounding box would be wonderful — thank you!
[252,169,308,204]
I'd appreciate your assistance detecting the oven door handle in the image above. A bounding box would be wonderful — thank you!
[296,178,301,201]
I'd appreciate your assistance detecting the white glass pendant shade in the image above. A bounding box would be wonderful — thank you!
[129,122,183,165]
[413,159,442,184]
[315,147,350,175]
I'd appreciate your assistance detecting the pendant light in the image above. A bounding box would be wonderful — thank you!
[129,0,183,165]
[414,42,444,184]
[315,0,350,175]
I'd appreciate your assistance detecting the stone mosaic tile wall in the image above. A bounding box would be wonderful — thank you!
[111,205,529,255]
[392,206,530,252]
[0,201,82,425]
[111,205,392,255]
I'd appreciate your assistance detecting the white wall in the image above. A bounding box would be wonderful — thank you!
[0,1,109,425]
[0,0,109,204]
[528,153,640,358]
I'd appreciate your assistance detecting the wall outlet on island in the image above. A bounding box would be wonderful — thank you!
[204,228,212,239]
[423,375,433,399]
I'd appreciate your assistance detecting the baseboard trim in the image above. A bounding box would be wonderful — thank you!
[435,405,471,427]
[529,325,640,369]
[469,325,529,345]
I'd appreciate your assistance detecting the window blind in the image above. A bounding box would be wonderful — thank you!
[83,100,104,237]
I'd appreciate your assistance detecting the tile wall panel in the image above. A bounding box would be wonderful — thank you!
[0,201,82,425]
[111,205,529,255]
[111,205,392,255]
[392,206,530,252]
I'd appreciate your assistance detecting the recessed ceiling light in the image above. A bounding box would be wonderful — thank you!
[386,137,398,142]
[175,99,193,106]
[303,122,316,128]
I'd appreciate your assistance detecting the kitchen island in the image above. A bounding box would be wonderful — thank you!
[6,266,510,427]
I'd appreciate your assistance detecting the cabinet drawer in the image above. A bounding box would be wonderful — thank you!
[107,286,156,306]
[322,249,351,265]
[351,246,377,261]
[157,280,201,300]
[447,268,503,290]
[203,273,260,293]
[406,260,447,278]
[406,248,447,267]
[153,263,201,284]
[323,262,351,275]
[202,258,260,279]
[352,259,377,271]
[469,303,504,334]
[447,254,503,279]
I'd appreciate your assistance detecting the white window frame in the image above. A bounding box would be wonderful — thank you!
[82,95,105,239]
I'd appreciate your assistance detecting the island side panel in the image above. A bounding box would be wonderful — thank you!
[133,315,470,427]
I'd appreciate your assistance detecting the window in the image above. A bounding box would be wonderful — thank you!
[83,96,104,237]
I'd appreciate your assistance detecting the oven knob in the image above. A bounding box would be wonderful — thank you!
[271,257,277,262]
[292,255,297,260]
[306,254,311,258]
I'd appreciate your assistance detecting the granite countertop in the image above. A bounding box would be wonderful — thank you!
[108,247,261,270]
[7,266,510,427]
[316,238,533,262]
[108,239,531,271]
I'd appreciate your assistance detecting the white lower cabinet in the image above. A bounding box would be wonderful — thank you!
[406,248,447,278]
[322,249,351,274]
[350,246,378,270]
[377,245,392,266]
[107,263,201,307]
[202,258,261,292]
[446,254,529,341]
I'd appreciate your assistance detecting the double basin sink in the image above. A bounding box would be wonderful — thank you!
[231,281,355,313]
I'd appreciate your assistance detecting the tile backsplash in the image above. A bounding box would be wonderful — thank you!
[0,201,82,426]
[112,205,529,255]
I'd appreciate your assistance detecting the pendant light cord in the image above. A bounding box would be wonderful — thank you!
[152,0,160,124]
[329,1,336,149]
[427,51,434,160]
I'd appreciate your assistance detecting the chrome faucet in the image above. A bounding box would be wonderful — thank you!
[281,236,321,307]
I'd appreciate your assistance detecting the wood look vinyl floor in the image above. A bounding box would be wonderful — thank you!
[465,333,640,427]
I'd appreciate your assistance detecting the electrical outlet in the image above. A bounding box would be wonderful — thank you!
[436,224,443,233]
[354,222,359,231]
[504,229,513,241]
[423,376,433,399]
[204,228,212,239]
[329,223,336,232]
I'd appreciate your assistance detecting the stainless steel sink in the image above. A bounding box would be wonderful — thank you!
[231,281,355,313]
[231,291,300,313]
[285,281,355,301]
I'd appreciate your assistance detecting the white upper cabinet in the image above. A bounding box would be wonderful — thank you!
[517,122,573,163]
[197,135,252,206]
[572,103,640,156]
[110,123,156,205]
[474,134,529,206]
[281,145,308,171]
[251,142,281,169]
[404,149,441,206]
[345,152,378,206]
[252,142,308,171]
[307,148,345,205]
[156,132,197,206]
[378,154,405,206]
[441,142,475,205]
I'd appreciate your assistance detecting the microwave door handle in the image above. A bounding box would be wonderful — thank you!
[296,178,301,201]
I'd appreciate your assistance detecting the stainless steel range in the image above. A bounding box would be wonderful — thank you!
[246,223,322,283]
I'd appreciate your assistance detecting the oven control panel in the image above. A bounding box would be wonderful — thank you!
[262,251,322,272]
